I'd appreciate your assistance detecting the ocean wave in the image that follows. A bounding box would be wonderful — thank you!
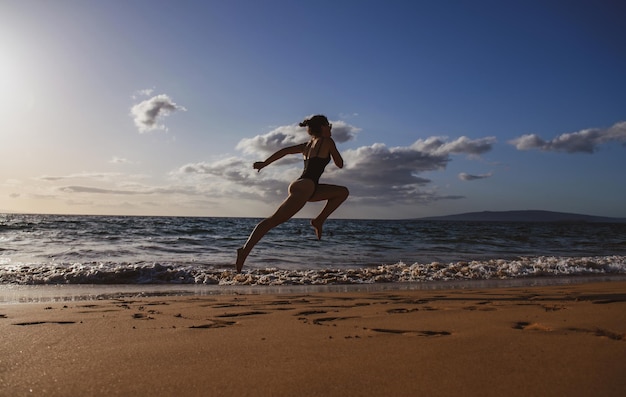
[1,256,624,286]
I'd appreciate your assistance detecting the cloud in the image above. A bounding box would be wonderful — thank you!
[177,157,254,183]
[329,121,361,143]
[339,112,359,119]
[60,186,142,195]
[52,119,492,210]
[235,120,361,157]
[330,136,494,203]
[411,136,496,156]
[174,157,289,201]
[130,94,186,133]
[59,185,201,196]
[459,172,493,181]
[132,88,154,99]
[38,172,123,181]
[177,127,495,205]
[110,156,134,165]
[509,121,626,153]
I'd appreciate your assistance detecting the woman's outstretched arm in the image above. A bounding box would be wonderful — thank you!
[254,143,306,172]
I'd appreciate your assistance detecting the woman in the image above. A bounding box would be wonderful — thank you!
[235,115,349,272]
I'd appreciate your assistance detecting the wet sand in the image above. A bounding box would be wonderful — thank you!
[1,281,625,396]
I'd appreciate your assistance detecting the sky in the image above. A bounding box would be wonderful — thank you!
[1,0,625,220]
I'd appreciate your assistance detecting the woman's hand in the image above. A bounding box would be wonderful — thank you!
[253,161,267,172]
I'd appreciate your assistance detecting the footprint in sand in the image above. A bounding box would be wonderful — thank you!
[464,301,497,311]
[216,311,267,318]
[592,299,626,304]
[189,319,236,329]
[132,313,154,320]
[295,310,327,316]
[268,300,293,306]
[386,308,419,314]
[541,305,566,312]
[366,327,451,337]
[312,316,358,326]
[566,327,625,341]
[512,321,552,331]
[514,322,625,341]
[13,321,76,326]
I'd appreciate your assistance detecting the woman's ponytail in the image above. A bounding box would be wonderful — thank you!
[299,115,328,136]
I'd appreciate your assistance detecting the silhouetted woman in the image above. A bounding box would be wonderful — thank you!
[235,115,349,272]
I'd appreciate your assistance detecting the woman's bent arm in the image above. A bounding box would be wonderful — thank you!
[328,139,344,168]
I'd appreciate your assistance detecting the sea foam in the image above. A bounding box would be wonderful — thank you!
[1,256,624,286]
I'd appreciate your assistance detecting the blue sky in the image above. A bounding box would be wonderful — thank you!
[1,0,625,219]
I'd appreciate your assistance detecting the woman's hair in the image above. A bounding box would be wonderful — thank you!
[299,115,329,136]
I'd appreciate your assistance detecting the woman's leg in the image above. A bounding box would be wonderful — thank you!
[308,184,349,240]
[236,180,314,272]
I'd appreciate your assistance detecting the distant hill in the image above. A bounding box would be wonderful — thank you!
[419,210,626,223]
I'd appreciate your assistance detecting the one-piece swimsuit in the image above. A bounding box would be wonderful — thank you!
[299,138,330,188]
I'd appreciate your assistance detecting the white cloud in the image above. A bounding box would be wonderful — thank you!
[179,129,495,205]
[235,120,361,157]
[174,157,290,201]
[49,121,495,211]
[236,125,306,157]
[509,121,626,153]
[178,157,254,183]
[411,136,496,156]
[130,94,186,133]
[110,156,134,165]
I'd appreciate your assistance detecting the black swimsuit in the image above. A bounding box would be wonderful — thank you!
[299,138,330,186]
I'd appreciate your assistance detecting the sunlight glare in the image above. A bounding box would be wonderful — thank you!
[0,55,33,118]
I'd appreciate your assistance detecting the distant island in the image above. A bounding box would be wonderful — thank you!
[418,210,626,223]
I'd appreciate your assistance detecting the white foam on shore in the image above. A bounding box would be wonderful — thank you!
[1,256,624,286]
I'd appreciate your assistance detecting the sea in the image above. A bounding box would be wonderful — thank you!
[1,213,626,294]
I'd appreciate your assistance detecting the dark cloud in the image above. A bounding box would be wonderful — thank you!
[326,121,360,143]
[458,172,493,181]
[338,143,447,187]
[326,137,494,203]
[509,121,626,153]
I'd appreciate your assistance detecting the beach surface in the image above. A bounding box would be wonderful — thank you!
[1,281,625,396]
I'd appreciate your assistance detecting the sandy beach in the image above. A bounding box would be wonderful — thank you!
[1,280,625,396]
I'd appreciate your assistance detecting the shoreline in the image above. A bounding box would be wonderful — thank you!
[2,274,626,304]
[1,279,625,396]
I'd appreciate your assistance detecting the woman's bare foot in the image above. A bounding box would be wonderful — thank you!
[311,219,323,240]
[235,248,245,273]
